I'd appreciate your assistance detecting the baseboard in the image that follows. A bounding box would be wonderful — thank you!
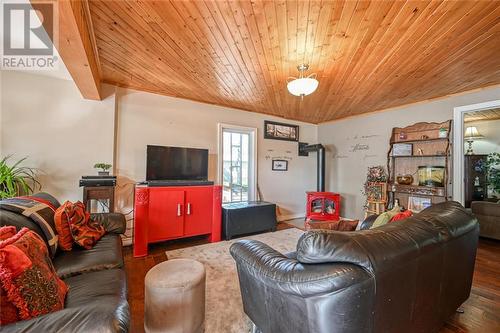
[278,214,305,222]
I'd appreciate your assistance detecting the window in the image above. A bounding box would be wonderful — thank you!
[218,124,257,203]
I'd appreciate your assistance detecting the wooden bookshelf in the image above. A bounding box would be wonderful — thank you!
[387,120,452,211]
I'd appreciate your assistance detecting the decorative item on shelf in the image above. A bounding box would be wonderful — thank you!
[392,143,413,156]
[464,126,484,155]
[487,152,500,198]
[417,148,424,155]
[474,159,486,173]
[439,127,448,138]
[0,156,41,199]
[421,134,429,140]
[399,132,407,140]
[94,163,112,176]
[272,159,288,171]
[286,64,319,98]
[396,174,414,185]
[436,187,445,196]
[264,120,299,142]
[408,196,432,213]
[418,166,445,187]
[474,176,480,186]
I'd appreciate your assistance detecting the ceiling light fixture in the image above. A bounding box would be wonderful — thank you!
[287,64,319,98]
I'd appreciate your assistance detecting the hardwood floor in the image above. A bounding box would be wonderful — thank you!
[124,224,500,333]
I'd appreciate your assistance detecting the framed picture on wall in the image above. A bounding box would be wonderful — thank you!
[272,159,288,171]
[264,120,299,141]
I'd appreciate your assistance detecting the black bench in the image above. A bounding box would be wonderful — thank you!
[222,201,277,240]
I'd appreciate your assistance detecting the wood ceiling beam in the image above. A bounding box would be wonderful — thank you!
[34,0,102,100]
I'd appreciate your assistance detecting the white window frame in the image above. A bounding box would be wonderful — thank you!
[453,100,500,204]
[217,123,258,202]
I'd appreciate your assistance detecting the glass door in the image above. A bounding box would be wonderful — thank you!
[219,125,257,203]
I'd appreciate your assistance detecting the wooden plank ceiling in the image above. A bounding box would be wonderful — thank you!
[464,108,500,123]
[85,0,500,124]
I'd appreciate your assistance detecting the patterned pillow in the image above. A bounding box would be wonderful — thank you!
[56,201,105,250]
[0,226,17,240]
[54,202,75,251]
[0,227,68,325]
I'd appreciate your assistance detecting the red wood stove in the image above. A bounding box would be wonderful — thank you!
[306,191,340,221]
[300,143,341,221]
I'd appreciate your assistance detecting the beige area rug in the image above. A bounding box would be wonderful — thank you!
[165,228,304,333]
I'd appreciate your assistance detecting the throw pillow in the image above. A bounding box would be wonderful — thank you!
[57,201,105,250]
[0,226,17,240]
[0,227,68,325]
[0,196,58,257]
[370,206,401,229]
[54,202,75,251]
[390,210,413,222]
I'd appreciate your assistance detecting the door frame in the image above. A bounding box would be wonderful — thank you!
[217,123,258,202]
[453,100,500,204]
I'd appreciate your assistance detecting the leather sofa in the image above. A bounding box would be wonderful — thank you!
[230,202,479,333]
[0,192,130,333]
[471,200,500,240]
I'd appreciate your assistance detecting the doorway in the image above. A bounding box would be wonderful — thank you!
[453,100,500,205]
[217,124,257,203]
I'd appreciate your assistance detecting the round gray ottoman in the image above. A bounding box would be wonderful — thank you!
[144,259,206,333]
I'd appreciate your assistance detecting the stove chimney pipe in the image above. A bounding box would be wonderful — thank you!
[317,146,325,192]
[299,143,325,192]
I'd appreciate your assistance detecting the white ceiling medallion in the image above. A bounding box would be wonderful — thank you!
[287,64,319,98]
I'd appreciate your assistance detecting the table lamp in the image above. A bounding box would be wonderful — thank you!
[464,126,484,155]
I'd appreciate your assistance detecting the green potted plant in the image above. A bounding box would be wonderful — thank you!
[487,152,500,198]
[94,163,112,176]
[0,156,40,199]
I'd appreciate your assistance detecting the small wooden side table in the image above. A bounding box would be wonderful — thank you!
[83,186,115,213]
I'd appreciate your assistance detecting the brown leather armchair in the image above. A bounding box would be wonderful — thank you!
[471,200,500,240]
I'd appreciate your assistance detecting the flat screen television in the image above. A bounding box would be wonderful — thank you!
[146,145,208,181]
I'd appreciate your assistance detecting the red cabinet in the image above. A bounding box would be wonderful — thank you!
[133,185,222,257]
[184,187,213,236]
[148,189,184,242]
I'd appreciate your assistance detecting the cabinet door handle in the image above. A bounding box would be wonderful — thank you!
[177,203,182,217]
[187,203,191,215]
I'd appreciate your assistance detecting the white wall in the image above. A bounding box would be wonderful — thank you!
[4,70,500,243]
[115,88,319,238]
[1,72,318,246]
[318,86,500,220]
[1,71,116,202]
[464,119,500,155]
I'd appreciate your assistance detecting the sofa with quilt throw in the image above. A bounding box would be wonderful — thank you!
[0,192,130,333]
[230,201,479,333]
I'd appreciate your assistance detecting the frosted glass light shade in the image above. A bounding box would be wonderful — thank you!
[287,77,319,97]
